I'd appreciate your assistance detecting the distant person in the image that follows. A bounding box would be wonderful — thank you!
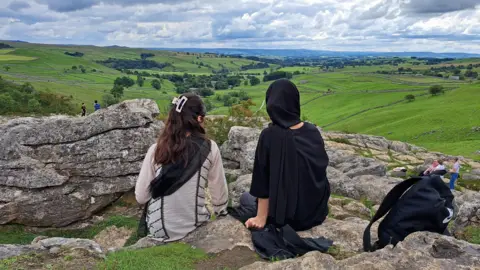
[135,93,228,242]
[240,79,330,231]
[420,160,439,176]
[94,100,101,111]
[431,160,447,176]
[449,158,461,191]
[81,103,86,116]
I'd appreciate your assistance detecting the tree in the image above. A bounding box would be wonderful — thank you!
[111,84,124,99]
[197,88,215,97]
[205,99,214,111]
[102,94,118,107]
[72,66,77,70]
[263,70,268,75]
[215,81,228,90]
[3,66,10,72]
[21,83,35,94]
[136,75,145,87]
[81,68,86,73]
[429,85,444,96]
[151,79,161,90]
[405,94,415,102]
[249,76,260,86]
[27,99,40,112]
[114,76,135,88]
[453,69,461,75]
[244,80,248,86]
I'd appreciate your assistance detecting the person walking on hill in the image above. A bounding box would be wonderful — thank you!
[94,100,101,111]
[449,158,461,191]
[135,93,228,242]
[241,79,331,231]
[81,103,86,116]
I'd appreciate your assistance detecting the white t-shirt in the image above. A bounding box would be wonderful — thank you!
[434,165,446,171]
[453,162,461,173]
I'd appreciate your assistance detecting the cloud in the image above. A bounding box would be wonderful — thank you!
[35,0,97,12]
[401,0,480,14]
[34,0,193,12]
[0,0,478,52]
[8,1,31,11]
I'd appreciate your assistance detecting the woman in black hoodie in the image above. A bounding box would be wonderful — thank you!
[245,79,331,231]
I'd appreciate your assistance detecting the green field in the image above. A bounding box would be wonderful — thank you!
[0,41,479,159]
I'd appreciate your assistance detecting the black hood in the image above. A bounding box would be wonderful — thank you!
[266,79,301,129]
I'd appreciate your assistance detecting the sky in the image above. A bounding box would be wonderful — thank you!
[0,0,480,52]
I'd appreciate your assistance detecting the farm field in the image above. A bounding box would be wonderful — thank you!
[0,41,479,159]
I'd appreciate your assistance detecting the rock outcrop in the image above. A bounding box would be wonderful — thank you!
[0,99,163,227]
[241,232,480,269]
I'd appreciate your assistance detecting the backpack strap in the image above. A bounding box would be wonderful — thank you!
[363,177,422,252]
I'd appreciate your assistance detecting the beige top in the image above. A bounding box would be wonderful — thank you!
[135,140,229,242]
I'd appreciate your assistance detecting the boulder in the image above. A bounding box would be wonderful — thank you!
[0,99,163,227]
[329,168,402,205]
[0,244,44,260]
[463,173,480,181]
[183,216,253,253]
[299,217,377,255]
[327,150,387,177]
[93,226,134,251]
[32,237,104,257]
[228,174,252,207]
[220,127,261,173]
[453,199,480,237]
[241,232,480,270]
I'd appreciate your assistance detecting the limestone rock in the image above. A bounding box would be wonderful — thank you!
[329,169,403,205]
[0,99,163,227]
[32,237,103,257]
[327,150,387,177]
[453,199,480,237]
[0,244,43,260]
[220,127,261,173]
[241,232,480,270]
[299,217,377,254]
[183,216,253,253]
[93,226,134,251]
[228,174,252,207]
[463,173,480,181]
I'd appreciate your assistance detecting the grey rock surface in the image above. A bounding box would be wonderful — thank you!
[0,99,163,227]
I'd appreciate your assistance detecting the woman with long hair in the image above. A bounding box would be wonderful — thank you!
[244,79,330,231]
[135,93,228,242]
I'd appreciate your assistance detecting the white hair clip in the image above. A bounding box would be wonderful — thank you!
[172,96,188,113]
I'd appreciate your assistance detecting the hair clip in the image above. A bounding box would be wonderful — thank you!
[172,96,188,113]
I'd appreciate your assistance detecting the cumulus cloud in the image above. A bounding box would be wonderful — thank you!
[0,0,478,52]
[401,0,480,14]
[8,1,31,11]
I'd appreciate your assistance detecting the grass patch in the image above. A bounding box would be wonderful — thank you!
[326,245,357,260]
[461,226,480,245]
[458,179,480,191]
[331,194,346,199]
[98,243,207,270]
[0,215,139,246]
[0,253,40,270]
[360,197,374,211]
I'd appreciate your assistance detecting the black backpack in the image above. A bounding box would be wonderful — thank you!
[363,175,454,252]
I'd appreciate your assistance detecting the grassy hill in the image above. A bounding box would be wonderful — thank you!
[0,41,479,159]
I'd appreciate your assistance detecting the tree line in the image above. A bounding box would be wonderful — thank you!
[97,58,171,70]
[0,77,74,115]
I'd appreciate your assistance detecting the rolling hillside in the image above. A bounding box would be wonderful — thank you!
[0,41,479,159]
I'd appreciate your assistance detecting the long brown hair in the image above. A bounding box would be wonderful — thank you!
[154,93,206,165]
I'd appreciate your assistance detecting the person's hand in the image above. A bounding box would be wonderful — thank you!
[245,216,267,229]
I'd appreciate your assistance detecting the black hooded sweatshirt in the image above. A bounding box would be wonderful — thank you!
[249,79,330,231]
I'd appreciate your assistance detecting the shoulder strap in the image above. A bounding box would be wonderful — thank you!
[363,177,422,252]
